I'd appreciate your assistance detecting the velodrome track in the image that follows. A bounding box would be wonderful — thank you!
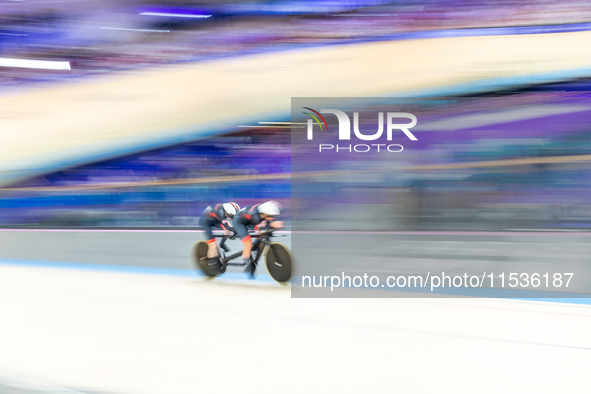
[0,229,590,393]
[3,229,591,295]
[3,26,591,393]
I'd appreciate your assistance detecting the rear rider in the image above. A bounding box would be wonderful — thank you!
[233,200,284,277]
[200,202,240,267]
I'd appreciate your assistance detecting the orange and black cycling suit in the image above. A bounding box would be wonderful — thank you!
[200,203,234,244]
[232,204,271,242]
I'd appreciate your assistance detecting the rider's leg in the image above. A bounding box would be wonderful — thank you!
[242,236,256,277]
[198,216,222,276]
[234,220,255,276]
[202,222,219,259]
[219,228,231,252]
[206,239,218,258]
[219,237,230,253]
[241,235,252,262]
[233,220,251,262]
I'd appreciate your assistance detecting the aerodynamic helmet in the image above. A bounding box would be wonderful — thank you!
[258,200,283,217]
[222,202,240,218]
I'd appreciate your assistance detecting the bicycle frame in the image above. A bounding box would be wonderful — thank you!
[214,233,278,267]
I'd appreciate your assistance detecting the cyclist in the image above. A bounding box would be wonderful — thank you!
[232,200,284,277]
[200,202,240,268]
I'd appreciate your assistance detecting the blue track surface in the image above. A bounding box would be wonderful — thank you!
[2,258,589,305]
[0,258,278,284]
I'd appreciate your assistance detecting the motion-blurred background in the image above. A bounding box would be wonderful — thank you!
[2,2,591,394]
[2,0,591,231]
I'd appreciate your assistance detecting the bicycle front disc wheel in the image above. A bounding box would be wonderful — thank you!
[265,242,293,284]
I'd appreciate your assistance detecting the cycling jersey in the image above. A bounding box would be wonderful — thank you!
[233,204,266,240]
[200,203,234,241]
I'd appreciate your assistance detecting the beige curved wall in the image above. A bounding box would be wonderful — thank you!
[2,31,591,185]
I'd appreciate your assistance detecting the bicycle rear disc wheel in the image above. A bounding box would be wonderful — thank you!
[192,241,219,278]
[265,242,293,284]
